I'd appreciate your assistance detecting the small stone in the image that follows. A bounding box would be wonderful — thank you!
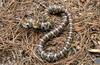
[94,58,100,64]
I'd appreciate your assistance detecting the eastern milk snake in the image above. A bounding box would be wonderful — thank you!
[34,5,73,63]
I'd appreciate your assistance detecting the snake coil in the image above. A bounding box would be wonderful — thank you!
[35,5,73,63]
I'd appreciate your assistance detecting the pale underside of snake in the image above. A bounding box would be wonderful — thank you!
[34,5,73,63]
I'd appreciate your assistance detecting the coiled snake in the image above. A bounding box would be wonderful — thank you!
[34,5,73,63]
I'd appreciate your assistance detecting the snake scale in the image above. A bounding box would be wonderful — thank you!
[34,5,73,63]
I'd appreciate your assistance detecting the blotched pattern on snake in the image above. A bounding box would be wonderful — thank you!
[34,5,73,63]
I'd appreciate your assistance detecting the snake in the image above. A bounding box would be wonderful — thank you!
[34,5,73,63]
[20,15,52,31]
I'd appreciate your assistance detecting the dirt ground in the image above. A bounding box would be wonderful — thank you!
[0,0,100,65]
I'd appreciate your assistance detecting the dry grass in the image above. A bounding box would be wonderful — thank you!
[0,0,100,65]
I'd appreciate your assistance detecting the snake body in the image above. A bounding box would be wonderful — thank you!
[35,5,73,63]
